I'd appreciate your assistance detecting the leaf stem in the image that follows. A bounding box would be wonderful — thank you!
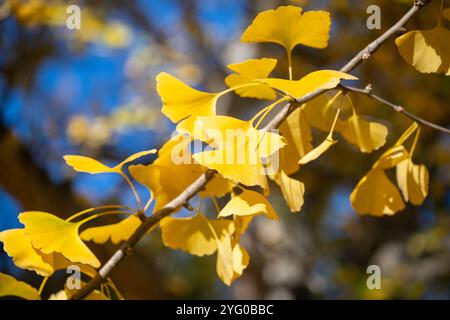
[287,50,293,80]
[66,205,136,222]
[78,211,132,226]
[410,126,421,157]
[211,197,221,214]
[38,277,49,296]
[121,173,143,211]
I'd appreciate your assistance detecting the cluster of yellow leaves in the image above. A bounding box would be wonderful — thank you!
[351,123,429,216]
[0,150,161,299]
[0,3,439,297]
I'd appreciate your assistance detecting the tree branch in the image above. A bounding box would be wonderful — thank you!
[342,84,450,135]
[71,0,434,300]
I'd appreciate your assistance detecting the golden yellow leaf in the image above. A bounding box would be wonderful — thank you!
[192,117,285,192]
[184,115,253,148]
[215,232,234,286]
[160,213,235,256]
[225,58,278,100]
[232,243,250,277]
[193,146,269,192]
[80,215,142,245]
[130,135,231,211]
[396,158,429,205]
[341,112,388,153]
[279,107,313,174]
[395,26,450,75]
[373,145,410,170]
[63,149,156,174]
[0,273,40,300]
[302,91,350,132]
[0,229,53,276]
[275,170,305,212]
[0,229,94,278]
[234,216,254,237]
[298,111,339,166]
[156,72,218,124]
[350,169,405,216]
[241,6,331,53]
[261,70,357,99]
[218,190,278,220]
[19,211,100,268]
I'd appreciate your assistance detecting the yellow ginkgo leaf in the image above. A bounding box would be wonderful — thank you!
[215,232,234,286]
[192,118,285,192]
[0,229,95,278]
[396,158,429,205]
[275,170,305,212]
[234,216,254,237]
[341,113,388,153]
[0,229,53,276]
[261,70,357,99]
[350,169,405,216]
[0,273,40,300]
[298,112,339,166]
[160,213,235,256]
[157,72,218,124]
[225,58,278,100]
[218,190,278,220]
[184,115,253,148]
[395,26,450,75]
[279,107,313,174]
[193,147,269,192]
[19,211,100,268]
[298,136,337,165]
[302,91,347,132]
[80,215,142,245]
[130,135,231,211]
[63,149,156,174]
[232,243,250,277]
[241,6,331,53]
[373,145,409,170]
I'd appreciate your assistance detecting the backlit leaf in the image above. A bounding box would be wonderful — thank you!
[279,107,313,174]
[160,213,235,256]
[0,229,53,276]
[341,112,388,153]
[80,215,142,245]
[225,58,278,100]
[395,26,450,75]
[261,70,357,99]
[63,149,156,174]
[218,190,278,220]
[0,273,40,300]
[157,72,218,124]
[19,211,100,268]
[275,171,305,212]
[241,6,331,54]
[350,169,405,216]
[396,158,429,205]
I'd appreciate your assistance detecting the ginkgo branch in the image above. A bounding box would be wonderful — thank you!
[342,84,450,135]
[71,0,434,300]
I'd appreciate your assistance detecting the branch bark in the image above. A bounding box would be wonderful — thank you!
[71,0,434,300]
[342,84,450,135]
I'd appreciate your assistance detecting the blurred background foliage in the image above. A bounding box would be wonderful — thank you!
[0,0,449,299]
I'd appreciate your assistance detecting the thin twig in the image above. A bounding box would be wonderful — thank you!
[70,0,433,300]
[342,84,450,135]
